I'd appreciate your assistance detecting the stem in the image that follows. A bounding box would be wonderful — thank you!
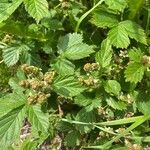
[75,0,105,32]
[62,119,117,135]
[84,114,150,149]
[62,116,144,126]
[54,3,61,10]
[146,9,150,35]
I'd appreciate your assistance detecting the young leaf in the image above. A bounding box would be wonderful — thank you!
[128,47,143,62]
[0,105,26,148]
[105,0,128,12]
[120,20,147,45]
[107,23,130,48]
[104,80,121,96]
[96,39,112,68]
[53,59,75,76]
[24,0,49,23]
[64,43,94,60]
[0,0,23,23]
[27,104,49,133]
[125,62,145,83]
[90,10,119,28]
[53,76,86,97]
[64,130,80,147]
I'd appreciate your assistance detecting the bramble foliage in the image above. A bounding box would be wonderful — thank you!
[0,0,150,149]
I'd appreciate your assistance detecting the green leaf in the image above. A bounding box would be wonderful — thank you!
[75,94,101,108]
[128,0,144,19]
[104,80,121,96]
[57,33,83,52]
[57,121,73,132]
[107,23,130,48]
[53,59,75,76]
[20,138,38,150]
[24,0,49,23]
[57,33,94,60]
[2,44,30,67]
[105,0,128,12]
[0,105,26,148]
[9,78,25,92]
[64,43,94,60]
[135,91,150,115]
[53,76,86,97]
[125,62,145,83]
[74,94,95,107]
[0,92,26,118]
[120,20,147,45]
[76,107,96,133]
[64,130,80,147]
[128,47,143,62]
[107,20,147,48]
[106,97,126,110]
[0,0,23,23]
[96,39,112,68]
[2,46,20,67]
[90,9,119,28]
[27,104,49,133]
[0,20,49,41]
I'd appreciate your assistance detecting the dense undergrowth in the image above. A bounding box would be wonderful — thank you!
[0,0,150,149]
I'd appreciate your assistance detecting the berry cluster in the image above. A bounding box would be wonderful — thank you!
[20,64,55,104]
[83,63,99,72]
[78,63,99,87]
[141,55,150,67]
